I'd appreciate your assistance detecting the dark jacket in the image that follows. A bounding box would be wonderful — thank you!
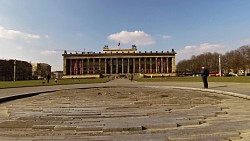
[202,68,209,77]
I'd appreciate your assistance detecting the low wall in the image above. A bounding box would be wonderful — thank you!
[62,75,100,79]
[142,73,177,78]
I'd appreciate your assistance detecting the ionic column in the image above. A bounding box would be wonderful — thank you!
[122,58,124,74]
[160,57,163,73]
[105,58,107,74]
[172,57,176,73]
[144,58,147,73]
[133,58,135,73]
[79,59,81,75]
[150,58,152,73]
[166,57,169,73]
[82,59,84,74]
[116,58,118,74]
[139,58,141,73]
[93,58,95,74]
[76,59,78,75]
[155,57,158,73]
[110,58,113,74]
[127,58,130,73]
[70,59,72,75]
[99,58,101,73]
[79,59,82,75]
[63,58,67,75]
[87,58,90,74]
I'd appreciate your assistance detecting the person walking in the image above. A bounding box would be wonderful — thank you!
[201,67,209,88]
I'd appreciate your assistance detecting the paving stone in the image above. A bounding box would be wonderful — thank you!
[54,125,76,131]
[112,134,170,141]
[33,136,66,140]
[76,125,103,131]
[65,136,110,141]
[0,107,9,117]
[0,120,33,128]
[32,125,55,129]
[176,119,201,127]
[143,123,177,129]
[215,111,228,116]
[0,137,19,141]
[186,115,205,120]
[103,123,143,132]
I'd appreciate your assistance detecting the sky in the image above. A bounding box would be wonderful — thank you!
[1,0,250,71]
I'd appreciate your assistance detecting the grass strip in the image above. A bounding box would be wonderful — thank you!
[0,78,110,89]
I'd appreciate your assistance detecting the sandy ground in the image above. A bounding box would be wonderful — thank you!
[0,86,250,141]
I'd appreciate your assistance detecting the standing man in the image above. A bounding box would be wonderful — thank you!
[130,73,133,81]
[201,67,209,88]
[47,74,51,83]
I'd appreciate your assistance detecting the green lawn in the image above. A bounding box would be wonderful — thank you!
[0,78,110,89]
[1,76,249,89]
[135,76,250,83]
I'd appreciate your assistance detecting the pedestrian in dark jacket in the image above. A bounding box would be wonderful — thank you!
[47,74,51,83]
[130,73,133,81]
[201,67,209,88]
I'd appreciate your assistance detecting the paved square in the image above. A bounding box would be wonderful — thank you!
[1,86,250,140]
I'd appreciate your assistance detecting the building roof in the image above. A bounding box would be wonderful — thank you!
[102,45,137,53]
[62,45,176,57]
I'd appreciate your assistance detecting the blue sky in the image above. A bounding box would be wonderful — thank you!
[1,0,250,71]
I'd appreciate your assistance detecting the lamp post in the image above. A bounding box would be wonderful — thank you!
[219,55,222,77]
[14,59,16,81]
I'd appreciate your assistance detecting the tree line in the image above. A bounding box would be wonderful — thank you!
[176,45,250,75]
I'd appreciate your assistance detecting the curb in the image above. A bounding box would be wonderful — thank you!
[0,85,129,104]
[146,86,250,100]
[0,90,57,103]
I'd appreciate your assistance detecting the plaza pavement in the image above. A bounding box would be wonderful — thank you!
[0,78,249,103]
[0,78,250,140]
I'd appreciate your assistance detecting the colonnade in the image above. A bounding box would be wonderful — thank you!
[64,57,176,75]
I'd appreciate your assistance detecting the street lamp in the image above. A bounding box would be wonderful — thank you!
[14,59,16,81]
[219,56,222,77]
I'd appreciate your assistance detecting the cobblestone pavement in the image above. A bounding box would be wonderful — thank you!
[0,78,249,100]
[1,80,250,141]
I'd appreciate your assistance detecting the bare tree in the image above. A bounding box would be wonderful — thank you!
[177,52,221,74]
[177,45,250,75]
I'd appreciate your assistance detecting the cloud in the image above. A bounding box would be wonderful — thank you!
[15,46,23,50]
[176,43,225,62]
[44,35,49,38]
[0,26,40,41]
[29,49,36,53]
[241,38,250,45]
[40,50,57,55]
[162,35,172,40]
[108,30,155,46]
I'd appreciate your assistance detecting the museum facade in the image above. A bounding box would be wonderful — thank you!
[62,45,176,78]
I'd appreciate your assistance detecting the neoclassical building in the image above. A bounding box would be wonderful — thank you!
[62,45,176,78]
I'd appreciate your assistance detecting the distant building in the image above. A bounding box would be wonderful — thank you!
[0,59,32,81]
[51,71,63,79]
[62,45,176,78]
[32,63,51,80]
